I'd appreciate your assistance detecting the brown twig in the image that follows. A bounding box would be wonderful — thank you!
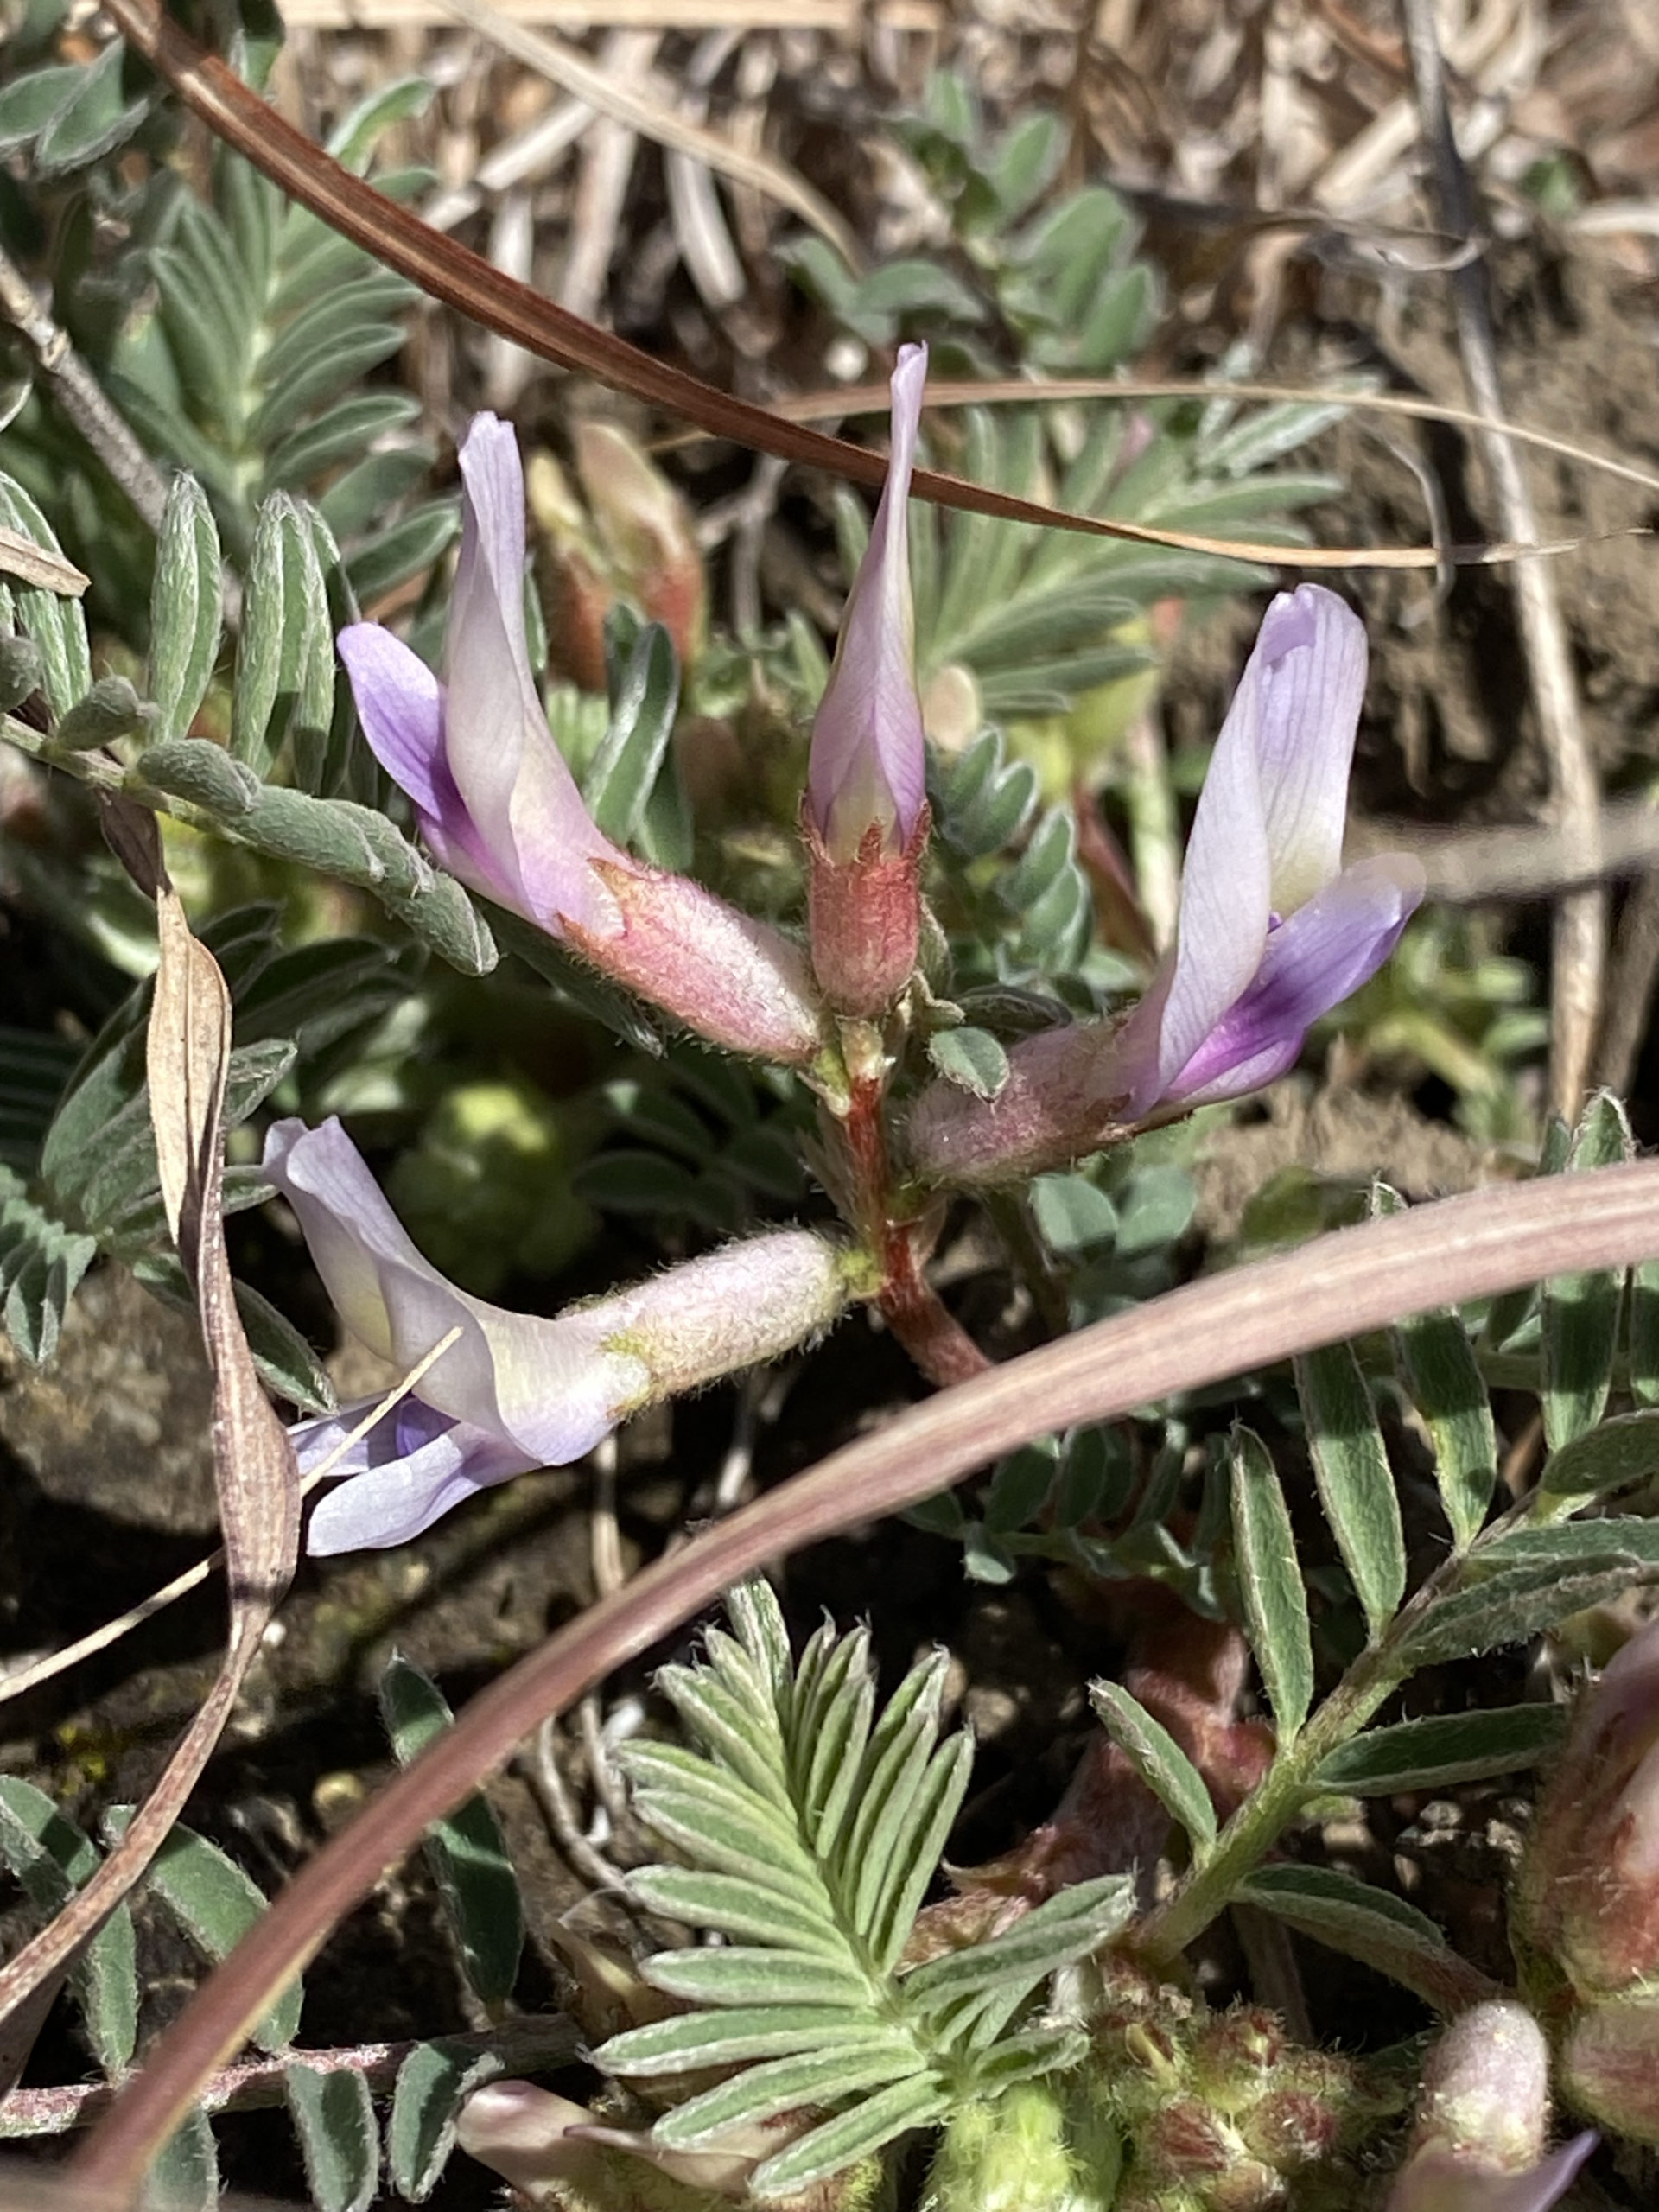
[0,2018,575,2139]
[1399,0,1606,1120]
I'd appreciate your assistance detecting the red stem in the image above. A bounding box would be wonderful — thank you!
[842,1073,991,1387]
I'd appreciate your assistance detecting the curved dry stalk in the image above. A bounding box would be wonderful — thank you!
[98,0,1618,577]
[771,375,1659,503]
[72,1158,1659,2196]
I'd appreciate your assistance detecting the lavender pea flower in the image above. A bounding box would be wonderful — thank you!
[908,585,1425,1183]
[803,342,930,1018]
[1387,2003,1596,2212]
[338,415,821,1066]
[266,1117,855,1555]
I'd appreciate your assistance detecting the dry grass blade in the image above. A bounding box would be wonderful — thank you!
[0,890,297,2101]
[0,525,86,597]
[99,0,1615,577]
[72,1159,1659,2192]
[149,887,299,1622]
[774,376,1659,502]
[435,0,864,270]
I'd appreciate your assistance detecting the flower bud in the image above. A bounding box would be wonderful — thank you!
[526,448,613,695]
[575,421,707,674]
[804,345,930,1015]
[1386,2003,1595,2212]
[923,2083,1120,2212]
[1516,1616,1659,1997]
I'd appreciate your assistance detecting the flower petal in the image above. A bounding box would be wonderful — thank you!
[265,1116,648,1467]
[1245,584,1369,914]
[807,342,929,858]
[1388,2138,1597,2212]
[445,415,622,938]
[1139,669,1273,1104]
[1166,854,1424,1106]
[335,624,500,893]
[305,1414,534,1554]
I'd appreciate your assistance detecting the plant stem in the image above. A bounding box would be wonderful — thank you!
[1134,1480,1561,1967]
[837,1066,990,1388]
[0,2018,577,2139]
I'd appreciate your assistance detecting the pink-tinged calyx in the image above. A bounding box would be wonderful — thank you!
[806,343,929,862]
[1519,1614,1659,1995]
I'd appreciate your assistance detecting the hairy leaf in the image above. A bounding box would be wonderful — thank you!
[1230,1427,1313,1740]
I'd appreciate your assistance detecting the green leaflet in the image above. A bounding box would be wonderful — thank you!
[379,1656,524,2006]
[1542,1091,1631,1450]
[1235,1865,1484,2014]
[1294,1342,1406,1641]
[598,1582,1123,2201]
[1230,1427,1313,1741]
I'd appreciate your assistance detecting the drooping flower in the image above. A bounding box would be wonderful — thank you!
[803,343,930,1018]
[266,1117,855,1554]
[1387,2004,1595,2212]
[908,585,1425,1183]
[1517,1614,1659,1997]
[338,415,821,1065]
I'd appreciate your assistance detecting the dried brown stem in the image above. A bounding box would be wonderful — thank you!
[0,2018,575,2138]
[1399,0,1606,1119]
[98,0,1587,576]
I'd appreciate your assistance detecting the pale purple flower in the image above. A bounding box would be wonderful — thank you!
[908,585,1425,1183]
[266,1116,852,1554]
[1389,2004,1595,2212]
[806,342,929,863]
[338,416,822,1065]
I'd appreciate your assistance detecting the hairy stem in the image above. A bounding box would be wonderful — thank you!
[838,1069,991,1387]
